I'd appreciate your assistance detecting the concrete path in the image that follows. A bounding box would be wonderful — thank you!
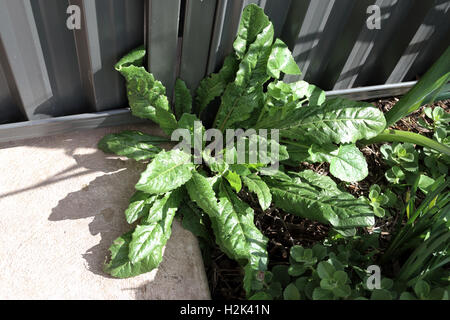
[0,124,210,299]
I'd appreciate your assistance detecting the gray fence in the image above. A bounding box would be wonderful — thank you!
[0,0,449,141]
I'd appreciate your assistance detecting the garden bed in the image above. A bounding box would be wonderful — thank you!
[93,4,449,301]
[207,98,449,300]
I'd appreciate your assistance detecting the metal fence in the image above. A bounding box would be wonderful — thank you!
[0,0,449,141]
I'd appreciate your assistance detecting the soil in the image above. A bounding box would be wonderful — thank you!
[205,98,450,300]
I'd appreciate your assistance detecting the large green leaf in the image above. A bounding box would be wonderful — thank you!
[214,10,274,130]
[174,79,192,119]
[257,97,386,145]
[115,45,145,68]
[308,143,368,182]
[177,113,205,150]
[289,80,326,106]
[115,47,177,135]
[217,182,268,293]
[143,192,172,224]
[185,173,268,295]
[104,189,181,277]
[330,144,368,182]
[128,191,181,264]
[179,201,212,243]
[264,172,374,230]
[223,133,289,165]
[124,191,157,224]
[289,170,342,196]
[242,174,272,210]
[185,171,222,231]
[224,170,242,192]
[233,4,271,60]
[267,39,300,79]
[104,231,160,278]
[155,108,178,136]
[98,130,166,161]
[256,80,325,127]
[195,54,239,115]
[284,142,310,163]
[135,149,194,194]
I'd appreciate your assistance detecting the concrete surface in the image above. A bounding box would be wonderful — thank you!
[0,124,210,300]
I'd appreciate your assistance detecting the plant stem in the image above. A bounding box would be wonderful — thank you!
[361,129,450,156]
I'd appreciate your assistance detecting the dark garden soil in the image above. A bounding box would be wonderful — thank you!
[205,98,449,300]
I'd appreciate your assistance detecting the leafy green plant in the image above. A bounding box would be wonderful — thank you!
[380,139,446,194]
[249,239,382,300]
[98,5,380,296]
[419,108,450,178]
[384,178,446,255]
[367,184,395,218]
[362,47,450,157]
[400,280,449,300]
[381,142,419,185]
[419,107,450,130]
[97,3,449,300]
[250,218,449,301]
[249,177,449,300]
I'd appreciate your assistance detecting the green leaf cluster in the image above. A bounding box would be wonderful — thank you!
[367,184,396,218]
[97,3,450,300]
[381,142,419,184]
[248,241,377,300]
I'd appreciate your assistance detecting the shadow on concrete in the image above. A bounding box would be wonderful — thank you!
[47,166,189,298]
[0,124,165,199]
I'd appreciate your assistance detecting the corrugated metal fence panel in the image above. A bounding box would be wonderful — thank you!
[146,0,181,102]
[389,0,450,83]
[204,0,449,91]
[350,0,436,88]
[0,0,53,121]
[179,0,217,94]
[280,0,449,90]
[206,0,244,74]
[0,0,448,133]
[29,0,88,118]
[71,0,144,111]
[0,0,144,125]
[0,61,23,125]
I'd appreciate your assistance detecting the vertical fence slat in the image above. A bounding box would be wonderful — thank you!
[147,0,181,102]
[280,0,311,49]
[90,0,145,110]
[70,0,101,112]
[405,2,450,80]
[282,0,335,83]
[349,0,416,87]
[206,0,244,74]
[387,0,450,83]
[306,0,375,90]
[30,0,89,117]
[179,0,217,93]
[0,63,23,125]
[70,0,145,112]
[0,0,53,120]
[244,0,292,37]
